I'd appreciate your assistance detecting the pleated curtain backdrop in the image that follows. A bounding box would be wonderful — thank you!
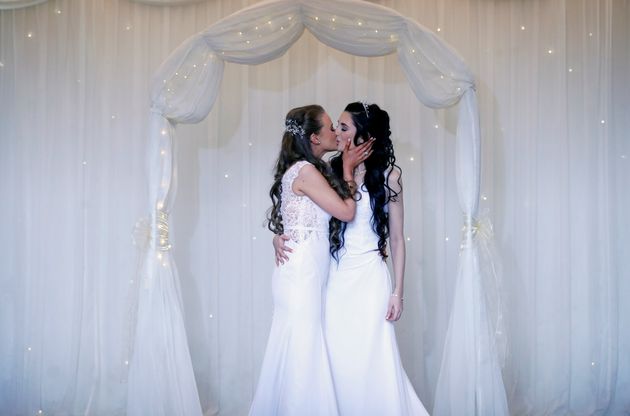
[0,0,628,415]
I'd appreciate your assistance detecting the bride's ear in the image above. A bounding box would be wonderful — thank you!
[310,133,321,145]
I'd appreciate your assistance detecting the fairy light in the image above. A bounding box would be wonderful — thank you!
[409,157,414,161]
[436,27,441,32]
[568,68,573,72]
[520,26,526,31]
[26,32,33,38]
[547,49,554,54]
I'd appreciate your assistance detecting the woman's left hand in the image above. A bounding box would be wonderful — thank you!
[342,138,374,171]
[385,295,403,321]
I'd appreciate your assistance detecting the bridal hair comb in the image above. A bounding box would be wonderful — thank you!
[285,118,306,139]
[361,101,370,118]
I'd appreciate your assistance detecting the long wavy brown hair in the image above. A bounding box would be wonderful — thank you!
[267,105,351,235]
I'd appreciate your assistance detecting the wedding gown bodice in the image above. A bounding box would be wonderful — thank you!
[340,183,380,256]
[281,160,331,243]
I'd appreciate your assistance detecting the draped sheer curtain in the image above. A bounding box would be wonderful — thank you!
[0,0,628,415]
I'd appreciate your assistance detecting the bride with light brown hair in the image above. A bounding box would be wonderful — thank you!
[249,104,372,416]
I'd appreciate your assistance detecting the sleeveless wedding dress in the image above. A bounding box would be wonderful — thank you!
[249,161,339,416]
[325,183,429,416]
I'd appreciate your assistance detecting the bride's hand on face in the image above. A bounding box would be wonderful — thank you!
[273,234,292,266]
[385,295,403,321]
[342,137,375,171]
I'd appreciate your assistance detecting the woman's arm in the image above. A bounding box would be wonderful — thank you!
[385,168,405,321]
[294,139,374,222]
[273,234,292,266]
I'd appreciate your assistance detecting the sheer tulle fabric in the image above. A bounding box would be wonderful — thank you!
[139,1,504,413]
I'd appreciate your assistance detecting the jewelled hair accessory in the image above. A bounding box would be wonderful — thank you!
[361,101,370,118]
[285,118,306,139]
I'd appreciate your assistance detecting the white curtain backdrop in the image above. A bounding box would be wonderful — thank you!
[1,0,628,415]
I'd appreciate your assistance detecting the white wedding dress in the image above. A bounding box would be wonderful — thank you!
[325,183,429,416]
[249,160,339,416]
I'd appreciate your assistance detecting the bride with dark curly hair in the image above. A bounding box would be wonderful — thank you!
[274,102,428,415]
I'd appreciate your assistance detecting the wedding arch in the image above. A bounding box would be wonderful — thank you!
[128,0,509,415]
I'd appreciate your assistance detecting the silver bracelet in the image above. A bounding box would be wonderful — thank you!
[391,293,404,301]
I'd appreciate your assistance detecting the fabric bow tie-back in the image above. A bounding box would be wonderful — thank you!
[460,215,494,249]
[460,214,508,368]
[132,210,172,252]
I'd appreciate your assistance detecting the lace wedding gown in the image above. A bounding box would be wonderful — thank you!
[325,183,429,416]
[249,161,339,416]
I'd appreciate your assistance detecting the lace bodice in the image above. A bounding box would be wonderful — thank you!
[281,161,331,243]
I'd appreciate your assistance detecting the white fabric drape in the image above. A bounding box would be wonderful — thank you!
[1,0,628,415]
[139,0,505,414]
[0,0,46,10]
[0,0,205,10]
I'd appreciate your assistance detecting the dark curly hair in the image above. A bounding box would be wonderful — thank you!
[267,105,351,235]
[330,102,401,260]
